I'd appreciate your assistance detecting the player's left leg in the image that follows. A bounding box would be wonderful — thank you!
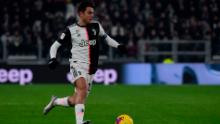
[43,77,92,117]
[43,96,57,115]
[43,95,71,115]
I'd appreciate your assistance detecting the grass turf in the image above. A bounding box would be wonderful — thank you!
[0,84,220,124]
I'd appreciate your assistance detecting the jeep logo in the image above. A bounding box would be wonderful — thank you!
[79,39,96,47]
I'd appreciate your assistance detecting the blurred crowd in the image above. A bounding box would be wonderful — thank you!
[0,0,220,59]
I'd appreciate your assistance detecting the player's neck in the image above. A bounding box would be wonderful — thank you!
[78,19,88,27]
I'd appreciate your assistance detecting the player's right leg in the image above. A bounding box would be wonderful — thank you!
[72,77,90,124]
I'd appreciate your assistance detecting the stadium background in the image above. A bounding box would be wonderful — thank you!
[0,0,220,124]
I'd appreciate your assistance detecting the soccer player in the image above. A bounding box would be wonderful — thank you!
[43,1,126,124]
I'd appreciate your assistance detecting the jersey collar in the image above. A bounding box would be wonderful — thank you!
[76,22,87,27]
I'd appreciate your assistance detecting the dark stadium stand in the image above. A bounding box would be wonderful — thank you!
[0,0,220,62]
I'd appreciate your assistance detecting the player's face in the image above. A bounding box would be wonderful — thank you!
[80,7,94,24]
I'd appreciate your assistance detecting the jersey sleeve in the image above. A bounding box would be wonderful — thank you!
[98,23,119,48]
[57,28,71,45]
[98,23,107,39]
[49,28,71,59]
[50,41,61,59]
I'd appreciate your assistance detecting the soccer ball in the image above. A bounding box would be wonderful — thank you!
[115,114,133,124]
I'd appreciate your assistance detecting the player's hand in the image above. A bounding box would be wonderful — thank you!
[48,58,58,70]
[117,44,127,54]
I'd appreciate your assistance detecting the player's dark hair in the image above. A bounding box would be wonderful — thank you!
[77,1,95,13]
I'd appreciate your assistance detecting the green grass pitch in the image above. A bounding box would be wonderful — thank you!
[0,84,220,124]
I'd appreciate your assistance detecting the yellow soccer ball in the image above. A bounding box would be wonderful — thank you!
[115,114,133,124]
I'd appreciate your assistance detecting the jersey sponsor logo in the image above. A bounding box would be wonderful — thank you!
[79,39,96,47]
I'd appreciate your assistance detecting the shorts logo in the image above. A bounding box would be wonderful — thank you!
[71,66,82,78]
[78,71,82,75]
[71,67,78,78]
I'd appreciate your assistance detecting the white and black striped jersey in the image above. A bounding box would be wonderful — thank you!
[53,22,119,74]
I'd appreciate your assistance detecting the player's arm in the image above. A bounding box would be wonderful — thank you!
[48,28,71,69]
[98,23,127,53]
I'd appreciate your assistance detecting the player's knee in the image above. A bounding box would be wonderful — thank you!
[77,88,88,97]
[75,91,87,104]
[78,85,87,92]
[68,96,75,106]
[75,78,88,92]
